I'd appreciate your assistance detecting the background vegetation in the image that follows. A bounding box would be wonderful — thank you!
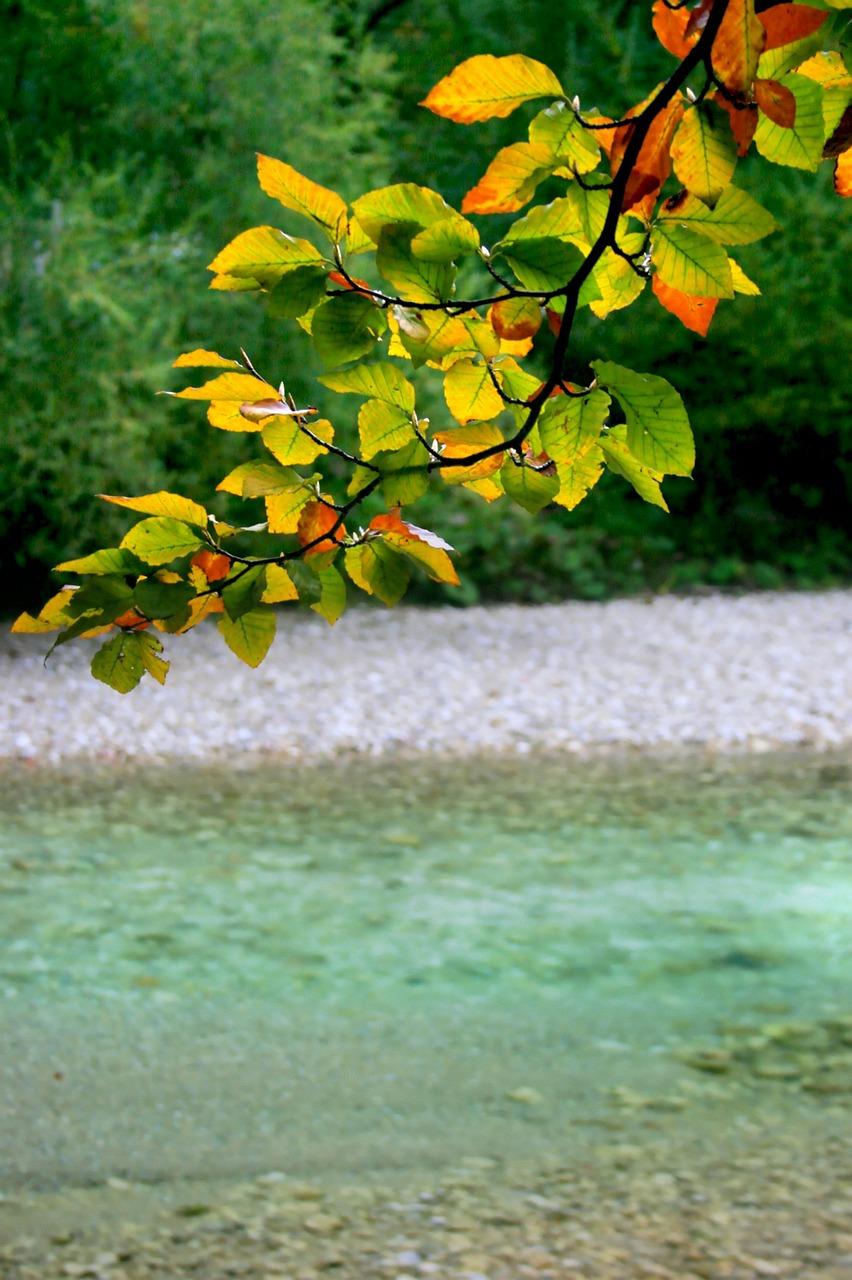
[2,0,850,613]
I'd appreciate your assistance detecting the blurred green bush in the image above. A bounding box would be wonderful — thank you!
[2,0,849,614]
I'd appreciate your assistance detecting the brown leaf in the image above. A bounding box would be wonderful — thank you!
[825,105,852,160]
[758,3,828,52]
[754,78,797,128]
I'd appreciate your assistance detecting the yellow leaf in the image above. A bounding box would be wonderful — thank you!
[671,104,738,206]
[171,372,277,403]
[208,227,324,283]
[421,54,564,124]
[99,491,208,527]
[173,350,242,369]
[265,489,312,534]
[434,421,505,482]
[261,564,299,603]
[256,154,348,242]
[552,445,605,511]
[462,142,554,214]
[263,417,334,466]
[443,358,505,423]
[358,399,414,458]
[728,257,761,294]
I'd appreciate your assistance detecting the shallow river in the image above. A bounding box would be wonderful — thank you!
[1,750,851,1274]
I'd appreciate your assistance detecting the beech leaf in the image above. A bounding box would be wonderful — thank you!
[256,155,347,242]
[421,54,564,125]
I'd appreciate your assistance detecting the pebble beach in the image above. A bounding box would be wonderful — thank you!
[2,591,851,763]
[3,590,852,1280]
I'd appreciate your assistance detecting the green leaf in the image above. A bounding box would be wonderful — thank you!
[208,227,325,286]
[528,101,601,172]
[318,362,415,410]
[91,632,146,694]
[500,459,559,513]
[267,265,328,318]
[218,606,277,668]
[591,360,694,477]
[496,358,541,427]
[650,223,734,298]
[598,434,668,510]
[311,565,347,624]
[373,439,431,506]
[217,461,307,498]
[376,226,456,303]
[311,294,387,367]
[134,578,195,621]
[670,103,738,207]
[539,390,610,463]
[657,184,779,245]
[222,565,268,621]
[754,73,825,171]
[498,237,586,292]
[121,518,204,566]
[285,560,323,605]
[64,575,134,621]
[137,632,170,685]
[358,399,415,459]
[55,548,146,576]
[410,216,481,263]
[351,183,456,241]
[499,196,586,245]
[348,542,411,605]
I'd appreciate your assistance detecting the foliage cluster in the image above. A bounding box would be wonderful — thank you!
[0,0,393,607]
[14,0,851,690]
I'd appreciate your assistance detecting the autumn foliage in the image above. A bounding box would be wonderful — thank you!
[15,0,851,691]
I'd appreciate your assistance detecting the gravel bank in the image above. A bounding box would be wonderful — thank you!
[2,592,851,762]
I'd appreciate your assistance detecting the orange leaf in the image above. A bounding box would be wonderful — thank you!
[712,0,766,98]
[714,94,759,155]
[297,500,346,557]
[754,78,797,128]
[114,609,150,631]
[489,296,542,341]
[835,149,852,198]
[758,3,827,52]
[328,270,372,295]
[652,0,700,60]
[191,550,231,583]
[420,54,563,125]
[611,93,684,213]
[652,275,719,337]
[462,142,553,214]
[584,113,617,157]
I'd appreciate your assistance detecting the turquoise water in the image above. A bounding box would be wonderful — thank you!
[0,751,850,1200]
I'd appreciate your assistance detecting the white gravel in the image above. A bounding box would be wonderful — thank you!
[2,591,851,763]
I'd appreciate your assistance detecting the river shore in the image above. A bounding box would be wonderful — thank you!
[2,592,851,763]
